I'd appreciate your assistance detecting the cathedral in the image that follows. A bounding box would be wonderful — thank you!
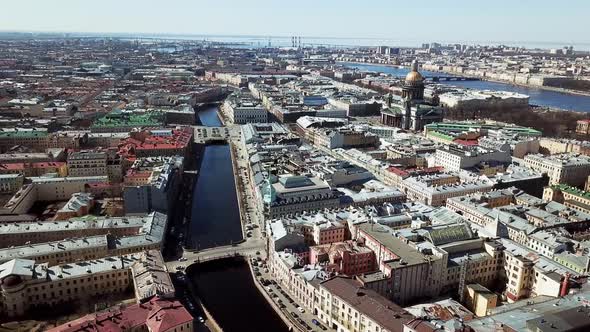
[381,60,444,131]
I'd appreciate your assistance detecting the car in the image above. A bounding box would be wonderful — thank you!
[266,287,273,292]
[255,251,260,255]
[320,325,327,331]
[312,319,320,326]
[197,316,205,323]
[290,312,298,318]
[178,257,187,262]
[297,307,305,313]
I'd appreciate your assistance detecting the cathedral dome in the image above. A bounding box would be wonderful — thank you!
[405,71,424,84]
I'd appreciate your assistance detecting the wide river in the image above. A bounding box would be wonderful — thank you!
[341,62,590,112]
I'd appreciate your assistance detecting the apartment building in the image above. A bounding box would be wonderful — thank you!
[316,276,414,332]
[523,153,590,186]
[67,151,108,177]
[434,145,511,172]
[0,250,174,318]
[48,297,193,332]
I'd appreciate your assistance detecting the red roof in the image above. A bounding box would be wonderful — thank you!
[387,166,409,177]
[453,139,479,146]
[0,163,25,170]
[48,297,193,332]
[31,162,66,169]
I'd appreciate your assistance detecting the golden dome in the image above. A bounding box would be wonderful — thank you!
[405,70,424,83]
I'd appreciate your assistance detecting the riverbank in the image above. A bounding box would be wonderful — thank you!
[247,259,297,331]
[339,61,590,97]
[186,258,289,332]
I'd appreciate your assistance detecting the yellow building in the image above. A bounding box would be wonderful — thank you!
[465,283,497,317]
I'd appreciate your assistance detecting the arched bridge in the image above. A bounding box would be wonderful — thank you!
[166,237,265,271]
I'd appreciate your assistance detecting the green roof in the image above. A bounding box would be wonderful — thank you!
[552,184,590,200]
[427,130,454,142]
[0,131,48,138]
[424,122,541,136]
[91,111,165,129]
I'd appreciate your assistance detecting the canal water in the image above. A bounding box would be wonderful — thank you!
[341,62,590,112]
[186,258,289,332]
[189,107,242,250]
[186,106,286,330]
[198,105,223,126]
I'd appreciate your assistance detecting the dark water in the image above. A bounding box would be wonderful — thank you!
[190,107,241,249]
[198,106,223,126]
[189,144,242,250]
[186,258,289,332]
[342,62,590,112]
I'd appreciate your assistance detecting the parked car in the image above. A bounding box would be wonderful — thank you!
[197,316,205,323]
[297,306,305,313]
[312,319,320,326]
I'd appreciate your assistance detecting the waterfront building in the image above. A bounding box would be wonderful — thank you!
[576,119,590,135]
[0,250,174,318]
[437,89,529,114]
[223,91,268,124]
[122,156,184,214]
[523,153,590,186]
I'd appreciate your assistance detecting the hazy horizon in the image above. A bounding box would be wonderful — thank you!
[1,0,588,48]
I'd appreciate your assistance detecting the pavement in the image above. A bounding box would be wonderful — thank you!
[255,263,334,332]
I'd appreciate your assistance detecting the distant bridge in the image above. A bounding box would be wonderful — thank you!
[425,76,480,82]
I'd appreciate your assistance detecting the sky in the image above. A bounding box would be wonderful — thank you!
[0,0,588,47]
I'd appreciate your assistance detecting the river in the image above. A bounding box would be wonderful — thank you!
[341,62,590,112]
[189,107,241,250]
[186,258,289,332]
[187,107,287,331]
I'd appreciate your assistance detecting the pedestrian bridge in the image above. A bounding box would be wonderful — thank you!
[166,238,265,271]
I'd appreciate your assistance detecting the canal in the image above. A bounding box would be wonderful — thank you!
[189,107,242,249]
[341,62,590,112]
[186,258,289,332]
[198,105,223,126]
[185,107,287,331]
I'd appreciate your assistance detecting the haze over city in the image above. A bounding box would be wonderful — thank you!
[1,0,590,48]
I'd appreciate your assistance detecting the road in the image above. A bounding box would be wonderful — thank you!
[256,266,335,332]
[166,236,265,271]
